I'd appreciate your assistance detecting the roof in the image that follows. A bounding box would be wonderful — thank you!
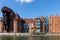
[22,18,33,23]
[14,14,20,20]
[1,6,15,14]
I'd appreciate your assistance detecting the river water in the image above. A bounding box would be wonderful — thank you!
[0,36,60,40]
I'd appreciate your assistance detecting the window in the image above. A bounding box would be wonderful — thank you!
[36,18,40,22]
[37,24,40,26]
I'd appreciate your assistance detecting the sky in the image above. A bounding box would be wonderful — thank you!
[0,0,60,18]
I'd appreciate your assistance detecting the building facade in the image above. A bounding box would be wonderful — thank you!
[21,18,34,33]
[49,14,60,33]
[34,17,40,33]
[40,16,45,33]
[44,16,49,33]
[1,6,21,33]
[13,14,22,33]
[0,18,3,32]
[1,6,60,33]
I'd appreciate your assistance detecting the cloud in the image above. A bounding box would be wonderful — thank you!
[20,0,25,3]
[25,0,34,3]
[16,0,34,3]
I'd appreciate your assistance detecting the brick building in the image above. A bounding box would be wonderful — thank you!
[13,14,22,33]
[0,18,3,32]
[49,14,60,33]
[1,6,60,33]
[21,18,34,33]
[1,6,21,33]
[40,16,45,33]
[34,17,40,33]
[33,16,49,33]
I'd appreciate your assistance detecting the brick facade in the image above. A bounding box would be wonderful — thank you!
[49,14,60,33]
[0,18,3,32]
[40,16,45,33]
[1,6,60,33]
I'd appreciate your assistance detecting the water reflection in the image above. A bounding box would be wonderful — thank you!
[0,36,60,40]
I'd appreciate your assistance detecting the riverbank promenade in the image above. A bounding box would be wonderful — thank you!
[0,33,60,36]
